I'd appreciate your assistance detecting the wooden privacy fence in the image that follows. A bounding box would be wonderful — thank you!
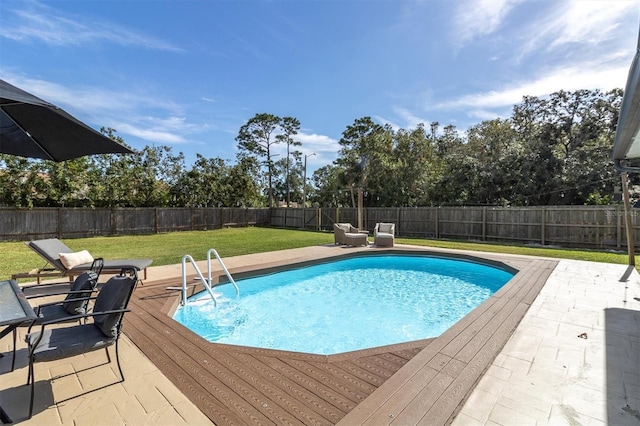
[1,205,638,249]
[272,205,640,250]
[0,207,271,241]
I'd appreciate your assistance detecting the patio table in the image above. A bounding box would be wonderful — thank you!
[0,279,37,423]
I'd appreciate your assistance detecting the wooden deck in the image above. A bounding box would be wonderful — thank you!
[122,249,557,426]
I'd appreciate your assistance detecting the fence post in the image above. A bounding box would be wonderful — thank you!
[435,207,439,239]
[541,207,546,245]
[57,208,62,239]
[284,207,288,229]
[317,207,321,231]
[617,204,622,248]
[154,208,159,234]
[336,207,340,223]
[482,207,486,241]
[110,208,117,236]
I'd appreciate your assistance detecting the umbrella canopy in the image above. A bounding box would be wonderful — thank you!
[613,30,640,173]
[0,79,134,162]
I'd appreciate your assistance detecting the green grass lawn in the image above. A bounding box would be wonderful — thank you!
[1,227,636,280]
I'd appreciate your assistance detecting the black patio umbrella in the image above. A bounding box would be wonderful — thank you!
[0,78,134,162]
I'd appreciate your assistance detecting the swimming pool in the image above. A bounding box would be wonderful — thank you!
[173,254,514,355]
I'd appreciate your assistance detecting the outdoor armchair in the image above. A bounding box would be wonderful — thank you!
[25,268,138,418]
[333,223,368,246]
[374,223,395,247]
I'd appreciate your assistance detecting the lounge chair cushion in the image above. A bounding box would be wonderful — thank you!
[377,223,394,234]
[344,232,368,246]
[59,250,94,269]
[94,275,135,338]
[62,271,99,314]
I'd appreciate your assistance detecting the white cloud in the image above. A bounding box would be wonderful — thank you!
[296,132,338,149]
[519,0,637,59]
[392,107,430,129]
[439,62,628,111]
[1,73,207,146]
[436,0,638,116]
[270,131,340,169]
[467,109,508,121]
[0,0,183,52]
[114,122,188,144]
[375,107,431,132]
[453,0,522,47]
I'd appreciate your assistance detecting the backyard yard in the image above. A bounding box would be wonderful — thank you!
[1,226,637,281]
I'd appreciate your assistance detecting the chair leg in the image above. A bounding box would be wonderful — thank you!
[28,358,35,418]
[114,340,125,382]
[26,357,32,385]
[11,328,16,372]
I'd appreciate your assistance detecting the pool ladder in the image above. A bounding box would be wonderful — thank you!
[179,249,239,306]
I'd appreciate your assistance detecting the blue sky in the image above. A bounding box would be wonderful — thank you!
[1,0,639,174]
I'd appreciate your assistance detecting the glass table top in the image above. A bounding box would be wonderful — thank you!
[0,280,36,325]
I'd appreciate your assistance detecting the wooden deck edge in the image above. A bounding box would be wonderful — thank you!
[337,258,558,426]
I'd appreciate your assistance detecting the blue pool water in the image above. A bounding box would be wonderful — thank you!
[173,255,514,355]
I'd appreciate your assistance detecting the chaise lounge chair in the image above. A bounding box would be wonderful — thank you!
[333,223,368,246]
[14,238,152,284]
[374,222,395,247]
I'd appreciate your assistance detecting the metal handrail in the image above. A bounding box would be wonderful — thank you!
[180,254,219,306]
[207,249,240,296]
[179,250,240,306]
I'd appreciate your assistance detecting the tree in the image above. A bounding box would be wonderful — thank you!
[276,117,301,207]
[510,89,621,205]
[174,155,229,207]
[311,165,348,207]
[0,155,46,208]
[236,113,283,208]
[391,124,437,206]
[462,118,519,205]
[83,127,138,207]
[335,117,392,207]
[41,157,93,207]
[222,156,262,207]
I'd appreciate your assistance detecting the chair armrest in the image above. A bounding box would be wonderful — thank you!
[34,294,97,310]
[39,308,131,327]
[27,289,98,300]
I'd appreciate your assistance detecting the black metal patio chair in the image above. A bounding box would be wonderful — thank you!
[25,267,138,418]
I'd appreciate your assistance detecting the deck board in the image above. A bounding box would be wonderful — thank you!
[339,258,556,425]
[124,279,429,425]
[121,250,556,426]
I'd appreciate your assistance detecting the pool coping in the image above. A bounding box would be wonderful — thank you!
[127,244,557,425]
[170,248,521,359]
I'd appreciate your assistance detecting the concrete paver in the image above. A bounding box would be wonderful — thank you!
[454,259,640,426]
[0,303,213,425]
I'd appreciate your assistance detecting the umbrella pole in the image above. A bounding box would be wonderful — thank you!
[621,172,635,266]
